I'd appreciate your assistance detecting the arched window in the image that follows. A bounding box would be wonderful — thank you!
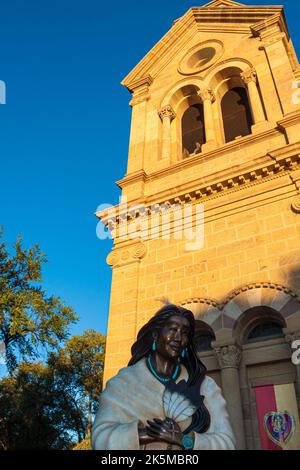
[233,306,286,345]
[246,322,284,344]
[182,104,205,157]
[194,320,216,353]
[221,87,252,143]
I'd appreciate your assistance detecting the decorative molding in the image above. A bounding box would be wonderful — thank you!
[178,283,300,335]
[98,153,300,228]
[278,110,300,130]
[180,282,300,315]
[158,105,176,122]
[180,297,219,309]
[131,242,147,260]
[106,242,147,268]
[127,75,153,106]
[214,345,242,369]
[250,13,289,42]
[222,282,300,308]
[125,75,153,94]
[130,95,150,107]
[116,170,148,189]
[106,251,120,267]
[198,88,216,103]
[122,6,284,88]
[119,126,283,190]
[285,331,300,345]
[178,39,224,76]
[241,67,257,85]
[291,195,300,214]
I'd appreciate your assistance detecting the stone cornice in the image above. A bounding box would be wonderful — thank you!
[122,6,285,90]
[278,110,300,130]
[250,12,290,41]
[125,75,153,94]
[97,152,300,229]
[118,127,283,190]
[115,140,300,206]
[116,170,148,189]
[126,75,153,106]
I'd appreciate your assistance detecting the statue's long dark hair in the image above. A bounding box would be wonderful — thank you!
[128,303,211,434]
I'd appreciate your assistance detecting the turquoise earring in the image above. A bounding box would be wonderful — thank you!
[181,348,187,358]
[152,339,157,351]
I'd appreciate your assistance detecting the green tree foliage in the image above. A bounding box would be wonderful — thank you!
[0,228,78,371]
[49,329,106,441]
[0,362,79,449]
[0,330,106,450]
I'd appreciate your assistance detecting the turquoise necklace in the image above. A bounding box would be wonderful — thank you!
[147,354,180,383]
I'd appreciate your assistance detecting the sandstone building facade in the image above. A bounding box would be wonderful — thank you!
[97,0,300,450]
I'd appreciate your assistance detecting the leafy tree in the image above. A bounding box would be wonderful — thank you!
[48,329,106,441]
[0,330,106,449]
[0,228,78,371]
[0,362,79,449]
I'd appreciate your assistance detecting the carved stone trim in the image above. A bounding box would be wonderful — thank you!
[106,251,120,267]
[198,88,216,103]
[291,195,300,214]
[158,105,176,122]
[131,242,147,260]
[106,242,147,268]
[180,297,219,309]
[222,282,300,308]
[127,75,153,106]
[125,75,153,94]
[285,331,300,345]
[241,67,257,85]
[214,345,242,369]
[130,94,150,107]
[98,154,300,229]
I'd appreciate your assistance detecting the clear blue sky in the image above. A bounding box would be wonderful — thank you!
[0,0,299,338]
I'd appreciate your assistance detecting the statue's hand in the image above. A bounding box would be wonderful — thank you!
[145,418,184,448]
[138,421,156,445]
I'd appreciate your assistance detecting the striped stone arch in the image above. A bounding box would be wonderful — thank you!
[181,282,300,333]
[180,297,222,329]
[221,283,300,330]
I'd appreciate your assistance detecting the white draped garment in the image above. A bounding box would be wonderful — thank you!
[91,358,236,450]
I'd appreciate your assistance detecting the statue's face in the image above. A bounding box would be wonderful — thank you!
[154,315,190,360]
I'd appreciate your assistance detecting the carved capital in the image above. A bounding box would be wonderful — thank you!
[286,331,300,344]
[291,195,300,214]
[241,68,257,85]
[158,105,176,122]
[198,88,215,103]
[214,345,242,369]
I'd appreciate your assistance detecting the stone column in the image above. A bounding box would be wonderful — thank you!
[241,68,270,134]
[214,344,246,450]
[285,331,300,402]
[198,88,217,152]
[158,105,176,161]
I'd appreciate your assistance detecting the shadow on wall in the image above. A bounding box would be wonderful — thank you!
[286,263,300,297]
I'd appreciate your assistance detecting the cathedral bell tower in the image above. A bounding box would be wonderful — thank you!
[97,0,300,450]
